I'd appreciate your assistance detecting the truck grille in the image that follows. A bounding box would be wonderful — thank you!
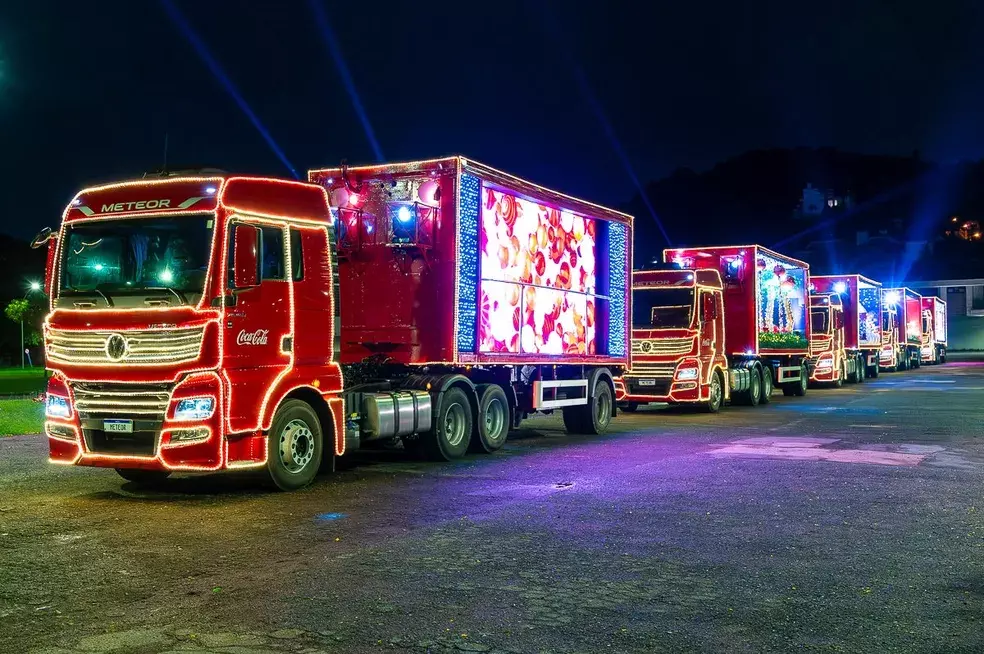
[631,337,694,356]
[626,364,675,378]
[72,382,173,457]
[47,326,205,366]
[810,337,831,356]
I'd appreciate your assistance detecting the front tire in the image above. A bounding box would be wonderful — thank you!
[783,364,808,396]
[116,468,171,486]
[266,399,323,491]
[424,387,473,461]
[563,378,613,435]
[701,370,724,413]
[471,384,509,453]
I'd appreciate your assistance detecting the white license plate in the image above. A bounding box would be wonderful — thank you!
[103,420,133,433]
[638,379,656,387]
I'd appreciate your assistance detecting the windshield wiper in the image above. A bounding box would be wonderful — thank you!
[146,286,189,305]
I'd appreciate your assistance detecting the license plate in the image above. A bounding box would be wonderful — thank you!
[638,379,656,387]
[103,419,133,433]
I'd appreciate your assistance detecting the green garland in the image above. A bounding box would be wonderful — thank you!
[759,331,808,349]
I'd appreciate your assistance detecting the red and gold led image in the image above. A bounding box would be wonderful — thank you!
[478,187,597,355]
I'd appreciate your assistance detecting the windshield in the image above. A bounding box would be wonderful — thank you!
[811,309,829,334]
[882,312,893,332]
[633,288,694,329]
[59,215,213,305]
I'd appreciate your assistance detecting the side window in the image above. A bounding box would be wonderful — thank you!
[290,229,304,281]
[260,226,286,281]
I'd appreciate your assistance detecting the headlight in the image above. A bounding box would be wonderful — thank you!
[817,356,833,369]
[46,394,71,419]
[675,366,699,381]
[173,397,215,421]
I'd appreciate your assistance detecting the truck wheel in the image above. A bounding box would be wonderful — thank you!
[563,379,613,435]
[115,469,171,486]
[834,362,844,388]
[424,387,472,461]
[868,361,879,378]
[266,399,323,491]
[912,352,921,369]
[746,368,762,406]
[471,384,509,453]
[855,355,865,383]
[701,371,724,413]
[760,366,773,404]
[940,348,947,364]
[783,365,808,396]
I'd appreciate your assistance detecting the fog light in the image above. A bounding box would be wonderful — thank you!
[168,428,210,444]
[45,423,76,442]
[46,394,71,419]
[173,397,214,421]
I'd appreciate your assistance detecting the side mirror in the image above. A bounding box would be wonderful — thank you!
[233,224,260,289]
[702,295,718,321]
[31,226,55,250]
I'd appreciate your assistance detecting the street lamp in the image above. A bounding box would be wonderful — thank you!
[21,281,41,368]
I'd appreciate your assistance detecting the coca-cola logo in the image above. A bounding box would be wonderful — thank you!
[237,329,270,346]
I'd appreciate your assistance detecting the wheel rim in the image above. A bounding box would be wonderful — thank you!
[595,387,612,427]
[444,403,467,447]
[484,397,507,443]
[710,375,722,408]
[279,419,315,474]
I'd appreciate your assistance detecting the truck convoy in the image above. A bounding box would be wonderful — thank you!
[881,287,922,371]
[920,295,948,364]
[37,158,951,489]
[36,158,633,490]
[811,274,883,380]
[614,245,812,412]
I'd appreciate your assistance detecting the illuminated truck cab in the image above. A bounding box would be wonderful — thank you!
[807,292,865,386]
[919,296,947,364]
[40,175,345,486]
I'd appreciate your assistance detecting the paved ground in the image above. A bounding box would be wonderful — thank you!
[2,358,984,654]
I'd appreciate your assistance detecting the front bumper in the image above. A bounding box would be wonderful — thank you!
[614,374,702,404]
[46,372,228,472]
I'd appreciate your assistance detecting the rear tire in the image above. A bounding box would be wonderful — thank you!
[563,378,613,435]
[116,468,171,486]
[266,400,323,491]
[747,368,762,406]
[783,364,808,396]
[760,366,773,404]
[868,360,879,378]
[470,384,509,453]
[855,355,865,383]
[424,387,473,461]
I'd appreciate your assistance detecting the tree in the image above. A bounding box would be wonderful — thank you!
[4,298,44,346]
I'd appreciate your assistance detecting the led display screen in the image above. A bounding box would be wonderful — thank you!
[755,254,808,349]
[858,281,881,347]
[478,186,598,355]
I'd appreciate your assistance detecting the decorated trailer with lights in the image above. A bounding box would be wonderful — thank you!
[811,274,882,379]
[37,160,632,490]
[807,293,865,386]
[920,296,947,364]
[881,287,922,371]
[614,245,811,413]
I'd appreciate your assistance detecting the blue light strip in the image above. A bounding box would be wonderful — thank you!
[607,221,628,356]
[456,173,481,354]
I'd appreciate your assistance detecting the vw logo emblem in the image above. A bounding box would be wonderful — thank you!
[641,341,653,353]
[105,333,129,362]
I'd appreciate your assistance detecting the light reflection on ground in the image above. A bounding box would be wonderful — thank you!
[708,436,945,466]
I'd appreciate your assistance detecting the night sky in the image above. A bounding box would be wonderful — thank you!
[3,0,983,240]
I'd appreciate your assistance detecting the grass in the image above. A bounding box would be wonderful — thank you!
[0,398,43,436]
[0,367,47,396]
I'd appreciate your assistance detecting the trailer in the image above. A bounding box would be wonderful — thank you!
[881,287,922,371]
[920,295,947,364]
[811,274,882,379]
[614,245,811,413]
[37,157,633,490]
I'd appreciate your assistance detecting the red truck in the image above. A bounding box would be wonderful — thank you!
[807,293,865,386]
[614,245,811,413]
[811,274,883,381]
[920,296,948,364]
[881,287,922,371]
[36,157,633,490]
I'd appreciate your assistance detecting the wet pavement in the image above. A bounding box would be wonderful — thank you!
[2,357,984,653]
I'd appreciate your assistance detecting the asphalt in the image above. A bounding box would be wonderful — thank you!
[2,357,984,654]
